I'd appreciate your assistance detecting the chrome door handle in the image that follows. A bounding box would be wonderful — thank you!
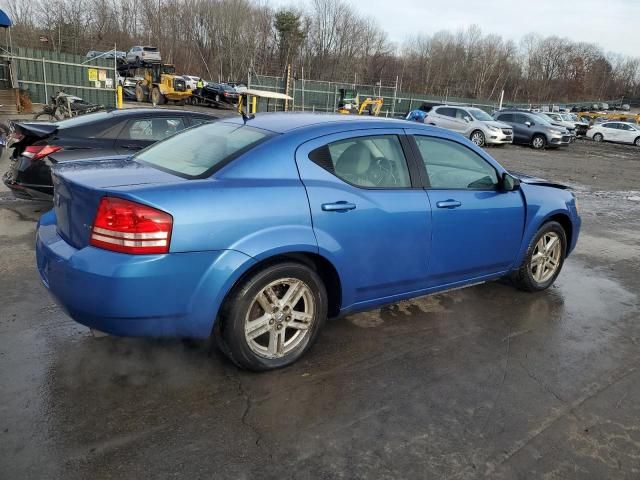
[321,201,356,212]
[436,200,462,209]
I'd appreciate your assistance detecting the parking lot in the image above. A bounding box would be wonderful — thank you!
[1,134,639,478]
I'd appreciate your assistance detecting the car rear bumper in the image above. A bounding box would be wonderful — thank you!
[36,210,255,338]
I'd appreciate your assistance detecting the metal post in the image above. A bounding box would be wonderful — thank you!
[301,66,304,112]
[42,57,48,101]
[114,43,118,108]
[333,84,337,113]
[391,75,398,117]
[499,89,505,110]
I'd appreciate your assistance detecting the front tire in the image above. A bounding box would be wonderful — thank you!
[593,133,604,142]
[470,130,486,147]
[635,137,640,147]
[531,134,546,150]
[218,262,328,371]
[151,87,166,105]
[511,221,567,292]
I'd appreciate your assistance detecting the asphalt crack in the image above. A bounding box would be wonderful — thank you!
[223,370,270,454]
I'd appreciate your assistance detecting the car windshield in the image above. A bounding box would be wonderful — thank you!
[532,114,554,126]
[135,122,272,178]
[468,108,493,121]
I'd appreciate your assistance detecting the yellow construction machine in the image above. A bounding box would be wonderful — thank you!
[133,63,192,105]
[336,89,383,116]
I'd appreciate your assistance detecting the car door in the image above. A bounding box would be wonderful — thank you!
[512,113,532,143]
[431,107,456,129]
[618,123,637,143]
[601,123,619,141]
[453,108,472,134]
[295,130,432,308]
[114,116,187,154]
[407,132,525,285]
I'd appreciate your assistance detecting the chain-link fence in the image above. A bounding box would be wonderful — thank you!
[0,46,118,107]
[248,71,624,117]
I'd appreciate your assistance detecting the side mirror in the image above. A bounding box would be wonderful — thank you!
[501,173,520,192]
[525,121,532,127]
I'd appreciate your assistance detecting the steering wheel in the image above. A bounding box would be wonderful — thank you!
[366,157,396,186]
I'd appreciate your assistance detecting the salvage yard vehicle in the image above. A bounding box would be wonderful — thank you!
[560,113,590,136]
[425,105,513,146]
[494,110,572,149]
[134,63,191,105]
[125,46,161,65]
[539,112,577,141]
[586,121,640,147]
[35,113,581,371]
[193,82,239,106]
[3,109,217,200]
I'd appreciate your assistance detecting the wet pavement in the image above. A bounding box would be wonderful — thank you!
[1,140,639,479]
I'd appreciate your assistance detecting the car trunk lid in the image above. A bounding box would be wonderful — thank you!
[52,157,185,249]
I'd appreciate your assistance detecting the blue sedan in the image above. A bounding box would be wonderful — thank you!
[36,113,580,370]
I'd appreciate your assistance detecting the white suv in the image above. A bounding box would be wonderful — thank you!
[427,105,513,146]
[126,46,161,65]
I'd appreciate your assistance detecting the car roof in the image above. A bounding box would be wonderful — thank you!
[108,108,216,118]
[221,112,412,134]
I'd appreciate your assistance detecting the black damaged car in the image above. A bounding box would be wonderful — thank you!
[3,108,217,200]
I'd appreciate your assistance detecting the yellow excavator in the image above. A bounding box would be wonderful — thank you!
[336,89,383,116]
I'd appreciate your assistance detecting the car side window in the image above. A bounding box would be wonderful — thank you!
[514,114,531,125]
[309,135,411,188]
[414,136,498,190]
[455,109,470,120]
[436,107,454,118]
[190,116,214,126]
[497,113,513,122]
[124,117,186,141]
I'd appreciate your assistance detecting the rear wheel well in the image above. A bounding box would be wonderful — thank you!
[547,214,572,255]
[221,252,342,322]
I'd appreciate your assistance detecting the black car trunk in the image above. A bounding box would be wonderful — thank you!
[9,121,58,157]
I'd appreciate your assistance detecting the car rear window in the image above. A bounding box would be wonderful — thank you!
[143,47,158,52]
[135,122,272,178]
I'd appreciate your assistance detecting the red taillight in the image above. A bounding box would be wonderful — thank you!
[90,197,173,254]
[23,145,63,161]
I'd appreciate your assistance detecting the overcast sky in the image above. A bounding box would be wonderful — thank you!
[269,0,639,57]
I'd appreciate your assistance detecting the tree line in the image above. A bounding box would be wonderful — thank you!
[5,0,640,104]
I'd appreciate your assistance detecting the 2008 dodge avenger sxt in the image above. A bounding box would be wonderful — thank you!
[36,113,580,370]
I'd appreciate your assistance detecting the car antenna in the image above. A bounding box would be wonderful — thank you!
[241,108,255,124]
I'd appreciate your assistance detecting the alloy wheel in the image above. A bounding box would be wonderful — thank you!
[244,278,315,359]
[530,232,562,283]
[471,131,485,146]
[594,133,603,142]
[532,136,545,149]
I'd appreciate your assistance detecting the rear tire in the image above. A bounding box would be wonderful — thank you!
[531,134,546,150]
[217,262,328,371]
[510,221,567,292]
[593,133,604,142]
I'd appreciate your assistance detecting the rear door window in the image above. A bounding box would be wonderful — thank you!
[135,122,272,178]
[497,113,513,122]
[309,135,411,188]
[124,117,186,141]
[437,107,456,117]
